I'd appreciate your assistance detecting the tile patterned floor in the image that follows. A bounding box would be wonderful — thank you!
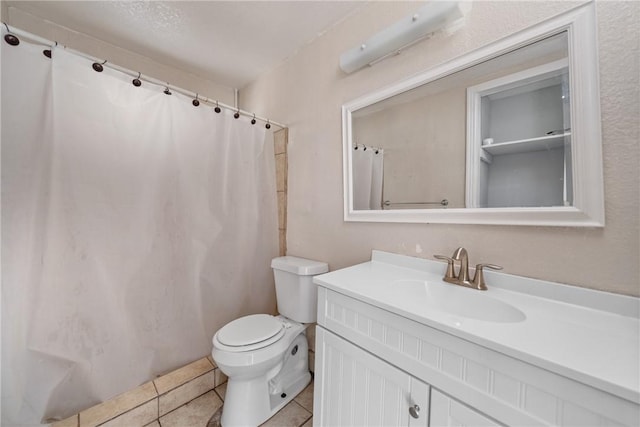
[51,355,313,427]
[206,380,314,427]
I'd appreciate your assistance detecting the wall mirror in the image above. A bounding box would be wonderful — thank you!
[342,3,604,226]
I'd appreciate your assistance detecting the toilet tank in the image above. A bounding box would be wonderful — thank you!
[271,256,328,323]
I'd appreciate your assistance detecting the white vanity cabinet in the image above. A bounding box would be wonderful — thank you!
[313,266,639,427]
[313,289,504,427]
[430,389,501,427]
[314,327,429,426]
[315,324,498,427]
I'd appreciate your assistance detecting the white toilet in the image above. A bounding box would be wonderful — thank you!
[211,256,328,426]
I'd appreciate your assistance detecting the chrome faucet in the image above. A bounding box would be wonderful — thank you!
[434,247,502,290]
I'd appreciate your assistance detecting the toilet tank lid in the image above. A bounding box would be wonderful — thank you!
[271,256,328,275]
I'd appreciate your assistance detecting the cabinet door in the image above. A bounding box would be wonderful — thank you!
[314,326,429,427]
[430,389,502,427]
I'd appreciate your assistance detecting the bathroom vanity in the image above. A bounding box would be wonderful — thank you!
[312,251,639,426]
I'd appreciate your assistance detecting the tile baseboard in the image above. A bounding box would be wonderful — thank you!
[52,356,225,427]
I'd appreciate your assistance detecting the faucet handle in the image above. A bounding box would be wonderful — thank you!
[434,255,456,279]
[472,263,503,290]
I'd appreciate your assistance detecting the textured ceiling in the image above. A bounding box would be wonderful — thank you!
[4,1,364,89]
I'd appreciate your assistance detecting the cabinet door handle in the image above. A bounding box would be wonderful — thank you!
[409,404,420,419]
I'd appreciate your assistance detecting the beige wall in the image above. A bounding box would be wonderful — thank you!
[241,1,640,296]
[2,4,235,105]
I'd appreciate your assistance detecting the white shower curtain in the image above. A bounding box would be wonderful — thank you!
[352,148,384,210]
[2,34,279,425]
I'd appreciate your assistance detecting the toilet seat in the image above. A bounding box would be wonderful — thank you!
[215,314,286,352]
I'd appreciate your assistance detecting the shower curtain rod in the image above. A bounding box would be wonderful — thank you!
[2,23,286,129]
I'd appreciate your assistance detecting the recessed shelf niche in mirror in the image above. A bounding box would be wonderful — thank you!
[467,42,572,209]
[342,3,603,226]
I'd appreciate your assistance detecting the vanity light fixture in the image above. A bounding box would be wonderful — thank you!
[339,1,471,74]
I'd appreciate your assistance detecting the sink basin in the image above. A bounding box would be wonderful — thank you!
[390,279,526,323]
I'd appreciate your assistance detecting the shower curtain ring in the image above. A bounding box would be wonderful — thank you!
[4,23,20,46]
[92,59,107,72]
[214,101,221,113]
[265,119,271,130]
[164,85,172,95]
[192,94,200,107]
[251,114,256,125]
[43,40,57,58]
[234,109,240,119]
[132,72,142,87]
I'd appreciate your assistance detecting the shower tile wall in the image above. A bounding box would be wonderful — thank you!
[275,129,319,375]
[274,128,288,256]
[272,128,318,374]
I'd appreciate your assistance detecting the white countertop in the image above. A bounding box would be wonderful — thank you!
[313,251,640,403]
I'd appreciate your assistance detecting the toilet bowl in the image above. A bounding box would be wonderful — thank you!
[211,256,328,427]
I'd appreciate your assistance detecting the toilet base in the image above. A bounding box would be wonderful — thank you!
[268,370,311,416]
[220,333,311,426]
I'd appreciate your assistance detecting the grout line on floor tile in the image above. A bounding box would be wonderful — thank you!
[151,380,160,424]
[158,388,217,420]
[257,400,312,427]
[153,358,215,396]
[290,400,313,426]
[205,356,215,368]
[92,394,158,426]
[156,390,160,424]
[93,397,157,427]
[157,370,214,398]
[292,400,312,417]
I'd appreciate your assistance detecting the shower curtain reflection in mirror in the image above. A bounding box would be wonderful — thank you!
[1,39,279,424]
[352,147,383,210]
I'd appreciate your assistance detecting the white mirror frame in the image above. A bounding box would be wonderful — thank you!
[342,3,604,227]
